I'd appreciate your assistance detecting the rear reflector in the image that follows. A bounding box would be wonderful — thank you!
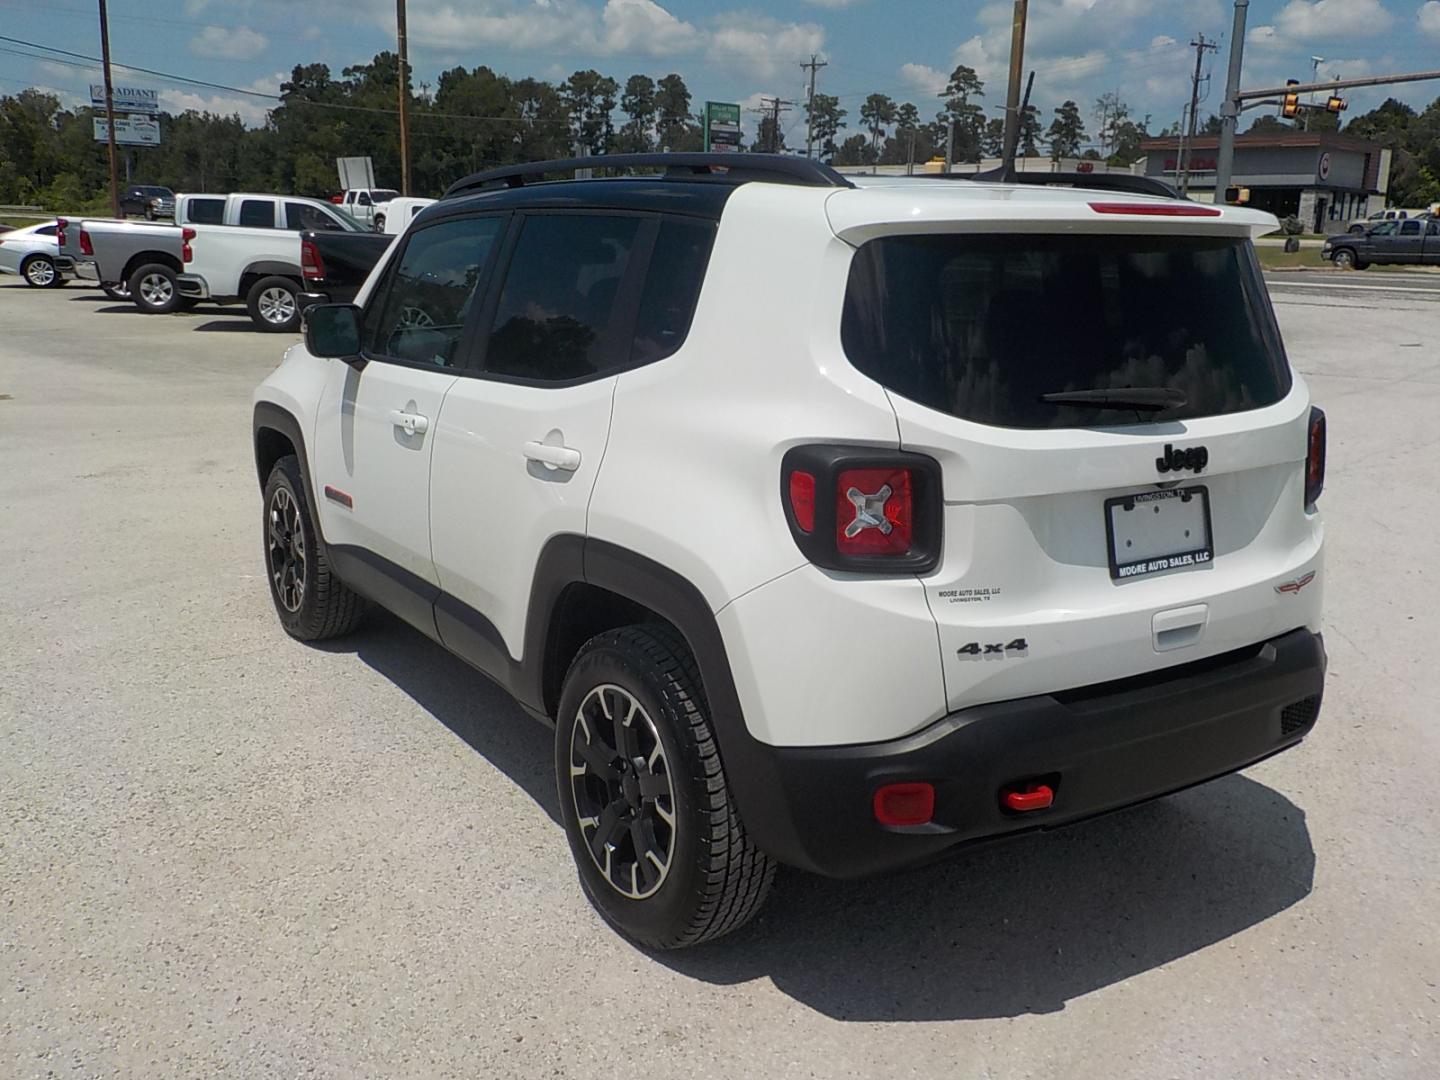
[1305,406,1326,506]
[873,782,935,827]
[1088,202,1223,217]
[836,467,914,556]
[787,470,816,533]
[1001,783,1055,813]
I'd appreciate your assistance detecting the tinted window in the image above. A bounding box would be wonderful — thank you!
[36,225,57,236]
[631,217,714,365]
[364,216,502,367]
[239,200,274,228]
[1429,222,1440,237]
[485,214,640,382]
[841,234,1291,430]
[1399,220,1422,236]
[285,202,343,232]
[357,193,372,206]
[186,198,224,225]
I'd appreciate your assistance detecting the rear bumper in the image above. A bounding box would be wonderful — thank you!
[298,290,330,309]
[737,628,1325,878]
[53,255,78,280]
[75,260,99,282]
[177,274,210,299]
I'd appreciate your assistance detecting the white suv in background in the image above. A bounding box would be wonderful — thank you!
[252,154,1327,949]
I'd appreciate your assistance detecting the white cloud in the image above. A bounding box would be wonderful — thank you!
[1420,1,1440,36]
[598,0,699,53]
[899,62,949,98]
[1249,0,1394,46]
[710,17,825,79]
[189,25,269,61]
[1150,34,1178,48]
[158,74,280,127]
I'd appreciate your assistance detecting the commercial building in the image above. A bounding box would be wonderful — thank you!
[1139,132,1392,234]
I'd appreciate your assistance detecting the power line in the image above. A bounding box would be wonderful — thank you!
[800,54,828,159]
[749,96,793,153]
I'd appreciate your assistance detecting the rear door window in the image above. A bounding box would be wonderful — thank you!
[285,202,343,232]
[238,200,276,228]
[185,198,224,225]
[630,217,715,365]
[841,233,1291,430]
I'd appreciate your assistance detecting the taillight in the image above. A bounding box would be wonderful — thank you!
[1305,406,1326,506]
[56,218,68,247]
[782,446,941,573]
[301,238,325,282]
[79,229,93,256]
[182,227,195,264]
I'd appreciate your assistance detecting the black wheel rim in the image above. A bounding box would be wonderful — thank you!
[266,488,306,613]
[569,684,675,900]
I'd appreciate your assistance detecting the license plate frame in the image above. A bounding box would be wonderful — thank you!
[1105,486,1213,581]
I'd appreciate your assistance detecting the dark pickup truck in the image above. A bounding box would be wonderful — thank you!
[300,230,393,306]
[1323,217,1439,269]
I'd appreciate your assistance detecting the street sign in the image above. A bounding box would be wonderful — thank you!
[703,101,742,154]
[89,83,159,114]
[93,115,162,146]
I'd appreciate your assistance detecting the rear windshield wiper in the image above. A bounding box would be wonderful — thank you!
[1038,387,1188,411]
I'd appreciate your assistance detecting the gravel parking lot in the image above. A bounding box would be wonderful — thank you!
[2,279,1438,1079]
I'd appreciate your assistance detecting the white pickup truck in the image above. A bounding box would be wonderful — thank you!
[61,192,365,332]
[338,188,400,231]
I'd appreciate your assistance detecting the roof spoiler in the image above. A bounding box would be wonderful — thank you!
[443,153,855,199]
[933,171,1181,199]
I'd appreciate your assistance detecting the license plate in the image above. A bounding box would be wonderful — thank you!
[1105,486,1213,580]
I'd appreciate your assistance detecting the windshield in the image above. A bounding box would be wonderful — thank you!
[841,233,1291,430]
[328,207,366,232]
[370,190,399,202]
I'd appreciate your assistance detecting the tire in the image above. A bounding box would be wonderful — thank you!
[246,276,302,333]
[261,454,365,641]
[21,254,61,288]
[129,263,181,313]
[103,281,132,302]
[1331,248,1357,270]
[555,623,776,949]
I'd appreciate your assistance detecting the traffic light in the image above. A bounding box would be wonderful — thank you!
[1282,79,1301,120]
[1224,186,1251,205]
[1326,95,1347,114]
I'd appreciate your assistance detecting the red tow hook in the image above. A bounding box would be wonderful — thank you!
[1002,782,1055,813]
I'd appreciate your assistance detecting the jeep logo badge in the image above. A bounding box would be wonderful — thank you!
[1156,443,1209,475]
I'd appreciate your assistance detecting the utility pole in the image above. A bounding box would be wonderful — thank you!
[1214,0,1249,203]
[750,97,793,154]
[1179,33,1218,196]
[96,0,120,218]
[396,0,411,195]
[800,55,828,159]
[1000,0,1030,168]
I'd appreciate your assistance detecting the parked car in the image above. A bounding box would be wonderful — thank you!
[299,230,393,307]
[1324,217,1440,268]
[253,154,1326,949]
[119,185,176,220]
[0,220,70,288]
[339,188,400,231]
[380,196,437,234]
[1347,207,1435,234]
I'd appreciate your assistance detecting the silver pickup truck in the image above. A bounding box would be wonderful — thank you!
[57,217,187,304]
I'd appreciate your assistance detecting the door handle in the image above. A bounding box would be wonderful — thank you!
[389,409,429,436]
[523,441,581,472]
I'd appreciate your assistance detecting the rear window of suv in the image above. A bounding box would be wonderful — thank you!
[841,233,1291,429]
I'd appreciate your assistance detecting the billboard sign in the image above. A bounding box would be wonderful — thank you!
[90,84,160,114]
[703,101,742,153]
[337,156,377,191]
[93,115,162,146]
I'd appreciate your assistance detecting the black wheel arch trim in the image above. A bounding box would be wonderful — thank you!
[244,261,303,282]
[253,401,326,549]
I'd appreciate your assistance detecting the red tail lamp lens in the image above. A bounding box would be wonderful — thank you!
[787,470,816,533]
[1305,407,1326,506]
[182,227,196,264]
[836,467,913,556]
[873,782,935,827]
[56,219,68,247]
[79,229,94,256]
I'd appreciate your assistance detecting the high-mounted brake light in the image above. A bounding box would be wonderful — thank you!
[182,227,195,264]
[79,228,94,256]
[1088,202,1222,217]
[1305,406,1326,506]
[300,237,325,283]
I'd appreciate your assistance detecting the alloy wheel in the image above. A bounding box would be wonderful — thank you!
[568,684,676,900]
[140,273,173,306]
[258,286,296,325]
[26,259,56,287]
[266,487,306,613]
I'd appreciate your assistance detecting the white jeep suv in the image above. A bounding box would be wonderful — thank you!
[252,154,1327,949]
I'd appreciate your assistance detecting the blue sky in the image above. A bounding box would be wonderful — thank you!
[4,0,1440,147]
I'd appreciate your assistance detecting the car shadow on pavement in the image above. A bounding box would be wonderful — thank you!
[314,609,561,823]
[660,775,1314,1021]
[192,319,258,333]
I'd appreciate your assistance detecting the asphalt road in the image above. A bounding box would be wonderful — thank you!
[2,281,1438,1079]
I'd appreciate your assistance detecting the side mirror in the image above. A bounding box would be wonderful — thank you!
[304,303,363,363]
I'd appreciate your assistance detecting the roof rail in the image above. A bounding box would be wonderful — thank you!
[935,170,1180,199]
[442,153,855,199]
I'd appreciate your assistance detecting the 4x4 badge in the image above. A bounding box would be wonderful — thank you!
[1156,443,1209,474]
[1275,571,1317,595]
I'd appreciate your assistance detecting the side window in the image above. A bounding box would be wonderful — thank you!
[37,225,57,236]
[186,198,225,225]
[363,216,502,368]
[1399,220,1422,236]
[1429,222,1440,237]
[484,214,641,382]
[358,192,372,207]
[239,200,275,228]
[285,202,342,232]
[630,217,715,365]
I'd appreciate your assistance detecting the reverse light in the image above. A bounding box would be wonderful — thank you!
[182,227,195,264]
[1088,202,1222,217]
[79,229,94,256]
[301,238,325,283]
[1305,406,1326,506]
[873,783,935,827]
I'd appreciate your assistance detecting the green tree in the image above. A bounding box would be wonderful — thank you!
[859,92,896,160]
[1047,99,1087,161]
[806,92,846,160]
[883,101,921,166]
[833,132,874,167]
[938,64,985,162]
[655,73,693,150]
[619,75,657,153]
[563,70,619,156]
